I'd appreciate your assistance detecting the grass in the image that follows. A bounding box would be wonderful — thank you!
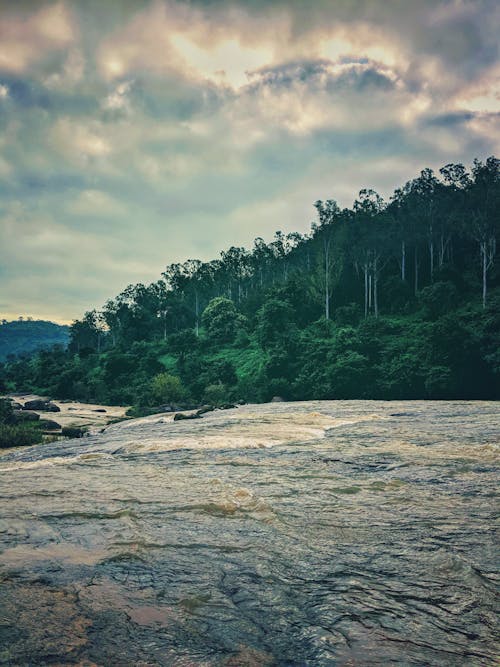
[0,423,44,448]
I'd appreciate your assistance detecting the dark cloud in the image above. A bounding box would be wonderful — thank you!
[0,0,498,320]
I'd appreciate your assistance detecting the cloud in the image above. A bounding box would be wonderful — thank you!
[0,0,498,321]
[0,2,76,73]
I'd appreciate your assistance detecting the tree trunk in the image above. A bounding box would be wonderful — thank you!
[194,292,199,336]
[414,247,419,295]
[482,241,487,308]
[324,240,330,320]
[374,256,379,318]
[364,264,368,318]
[368,273,372,312]
[429,240,434,281]
[401,241,406,281]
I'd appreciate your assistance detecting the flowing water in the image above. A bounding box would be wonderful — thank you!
[0,401,498,666]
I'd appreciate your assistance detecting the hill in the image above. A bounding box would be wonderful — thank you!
[0,319,69,361]
[1,157,498,406]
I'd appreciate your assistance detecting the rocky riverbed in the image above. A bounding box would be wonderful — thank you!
[0,400,498,665]
[2,394,128,437]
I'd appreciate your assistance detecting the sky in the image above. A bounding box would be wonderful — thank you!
[0,0,499,323]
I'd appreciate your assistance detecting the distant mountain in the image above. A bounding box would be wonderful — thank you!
[0,319,69,360]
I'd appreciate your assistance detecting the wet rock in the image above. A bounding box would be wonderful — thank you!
[271,396,285,402]
[173,412,201,421]
[14,410,40,422]
[196,405,215,416]
[61,426,85,438]
[38,419,61,431]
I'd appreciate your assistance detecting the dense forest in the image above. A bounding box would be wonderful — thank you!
[0,319,69,361]
[2,157,499,410]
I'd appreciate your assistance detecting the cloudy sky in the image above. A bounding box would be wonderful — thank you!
[0,0,499,322]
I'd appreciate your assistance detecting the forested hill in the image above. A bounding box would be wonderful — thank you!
[1,157,499,406]
[0,320,69,361]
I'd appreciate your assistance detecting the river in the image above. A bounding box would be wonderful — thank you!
[0,401,498,666]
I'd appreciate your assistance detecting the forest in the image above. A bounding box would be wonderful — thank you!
[1,156,499,411]
[0,319,69,361]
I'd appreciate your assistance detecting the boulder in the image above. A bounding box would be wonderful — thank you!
[61,426,85,438]
[173,412,201,421]
[218,403,237,410]
[196,405,215,416]
[23,399,48,411]
[23,399,60,412]
[14,411,40,422]
[92,408,107,413]
[10,402,23,410]
[44,402,61,413]
[271,396,285,402]
[38,419,61,431]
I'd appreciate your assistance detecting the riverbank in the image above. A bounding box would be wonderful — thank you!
[1,394,129,441]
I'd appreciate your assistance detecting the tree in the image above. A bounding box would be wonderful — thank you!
[201,297,240,343]
[313,199,343,320]
[150,373,185,404]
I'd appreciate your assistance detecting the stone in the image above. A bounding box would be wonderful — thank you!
[196,405,215,416]
[61,426,85,438]
[173,412,201,421]
[23,399,60,412]
[38,419,61,431]
[271,396,285,402]
[92,408,106,413]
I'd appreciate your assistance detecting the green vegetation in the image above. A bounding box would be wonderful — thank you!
[0,399,43,448]
[1,157,498,408]
[0,319,69,361]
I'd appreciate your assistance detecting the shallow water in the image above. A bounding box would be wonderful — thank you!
[0,401,498,666]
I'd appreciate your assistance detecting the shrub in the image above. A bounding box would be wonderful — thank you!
[203,383,228,406]
[0,423,43,448]
[150,372,185,404]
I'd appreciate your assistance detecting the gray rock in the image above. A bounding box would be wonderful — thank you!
[23,399,60,412]
[173,412,201,421]
[38,419,61,431]
[271,396,285,402]
[196,405,215,416]
[61,426,85,438]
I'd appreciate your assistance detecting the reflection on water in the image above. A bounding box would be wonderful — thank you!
[0,400,498,666]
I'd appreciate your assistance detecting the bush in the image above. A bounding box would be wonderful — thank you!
[0,423,43,448]
[150,372,185,404]
[203,383,229,406]
[202,297,240,343]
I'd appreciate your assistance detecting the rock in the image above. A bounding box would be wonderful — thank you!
[173,412,201,421]
[23,399,60,412]
[219,403,237,410]
[67,407,78,411]
[196,405,215,416]
[61,426,85,438]
[14,411,40,422]
[23,399,48,411]
[38,419,61,431]
[92,408,106,413]
[271,396,285,402]
[10,402,23,410]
